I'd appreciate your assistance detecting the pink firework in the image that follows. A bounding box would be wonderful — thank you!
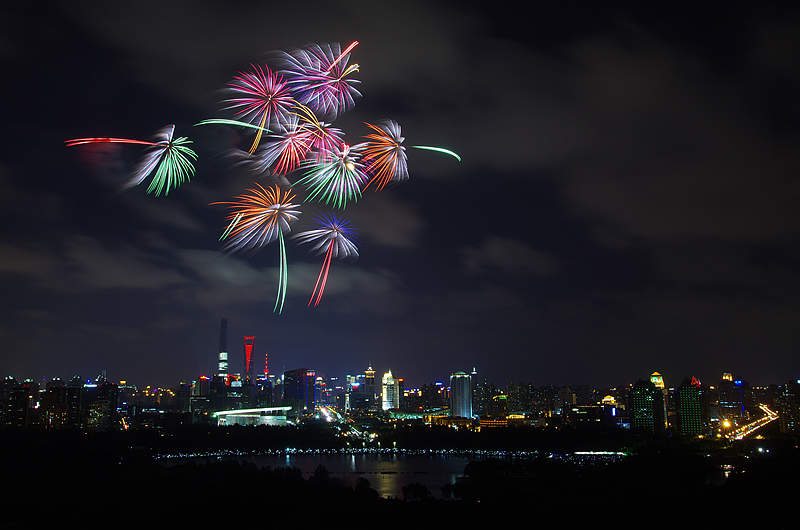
[223,64,294,154]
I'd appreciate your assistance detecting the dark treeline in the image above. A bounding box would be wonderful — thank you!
[3,428,799,526]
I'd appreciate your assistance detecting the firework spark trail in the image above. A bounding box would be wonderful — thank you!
[410,145,462,163]
[326,40,359,72]
[275,230,288,313]
[295,142,367,209]
[219,212,243,241]
[309,240,335,307]
[195,119,272,134]
[294,214,358,306]
[223,64,294,155]
[361,120,408,191]
[64,138,157,147]
[212,184,300,314]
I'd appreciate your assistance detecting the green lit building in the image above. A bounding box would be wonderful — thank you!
[676,377,703,437]
[629,379,665,434]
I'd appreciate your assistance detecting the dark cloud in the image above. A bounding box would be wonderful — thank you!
[1,3,799,386]
[462,237,558,277]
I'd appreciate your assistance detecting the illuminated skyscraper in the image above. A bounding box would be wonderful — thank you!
[676,377,703,437]
[283,368,316,418]
[650,371,668,429]
[381,370,400,411]
[630,379,665,434]
[719,371,745,420]
[650,372,665,390]
[41,378,67,430]
[364,364,377,407]
[449,371,473,418]
[777,379,800,433]
[217,318,229,376]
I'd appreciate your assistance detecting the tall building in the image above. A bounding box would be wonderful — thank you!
[243,336,255,382]
[41,378,68,430]
[718,371,745,420]
[66,376,82,429]
[449,371,473,418]
[650,371,669,429]
[283,368,316,419]
[364,364,378,409]
[629,379,665,434]
[487,393,508,419]
[555,387,577,415]
[676,377,703,437]
[217,318,229,376]
[176,382,191,413]
[777,379,800,434]
[472,376,493,417]
[381,370,400,411]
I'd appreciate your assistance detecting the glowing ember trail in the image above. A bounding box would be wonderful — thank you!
[410,145,462,163]
[294,214,358,307]
[195,119,272,134]
[64,138,157,147]
[326,40,359,72]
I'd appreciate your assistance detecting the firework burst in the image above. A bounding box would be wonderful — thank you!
[280,42,361,119]
[295,142,368,209]
[224,64,294,154]
[361,120,409,191]
[249,116,315,176]
[294,214,358,307]
[213,183,301,313]
[65,125,197,196]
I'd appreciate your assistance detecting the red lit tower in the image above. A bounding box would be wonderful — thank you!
[243,336,255,383]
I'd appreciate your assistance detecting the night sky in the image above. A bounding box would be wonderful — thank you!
[2,3,800,387]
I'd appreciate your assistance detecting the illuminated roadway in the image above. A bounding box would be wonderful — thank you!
[727,404,779,440]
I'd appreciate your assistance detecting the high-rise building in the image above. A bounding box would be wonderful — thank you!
[650,371,669,429]
[65,376,82,429]
[217,318,229,375]
[719,371,745,421]
[487,393,508,419]
[449,371,473,418]
[777,379,800,434]
[83,379,118,432]
[381,370,400,411]
[629,379,665,434]
[676,377,703,437]
[555,387,577,415]
[243,336,255,382]
[41,378,68,430]
[283,368,316,418]
[472,376,493,418]
[364,364,378,409]
[190,376,212,424]
[176,382,191,413]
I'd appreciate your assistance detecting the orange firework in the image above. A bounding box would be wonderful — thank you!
[361,120,408,192]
